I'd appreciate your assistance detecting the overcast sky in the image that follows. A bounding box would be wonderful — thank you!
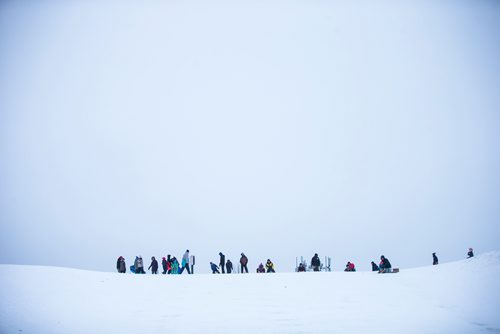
[1,0,499,273]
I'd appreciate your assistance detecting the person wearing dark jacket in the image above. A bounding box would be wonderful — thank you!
[166,255,172,274]
[467,248,474,258]
[432,253,438,265]
[116,256,126,273]
[148,256,159,274]
[240,253,249,273]
[162,257,168,274]
[379,255,392,273]
[298,263,306,272]
[311,253,321,272]
[210,262,220,274]
[219,252,226,274]
[226,259,233,274]
[371,261,379,272]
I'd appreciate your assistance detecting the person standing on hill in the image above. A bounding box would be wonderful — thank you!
[240,253,249,273]
[116,256,126,273]
[311,253,321,272]
[226,259,233,274]
[467,248,474,258]
[371,261,379,272]
[432,253,439,265]
[167,255,172,274]
[219,252,226,274]
[180,250,191,274]
[162,257,168,274]
[135,256,145,274]
[171,257,179,274]
[148,256,158,274]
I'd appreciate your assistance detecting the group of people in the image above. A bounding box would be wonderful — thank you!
[117,248,475,274]
[210,253,276,274]
[116,250,193,275]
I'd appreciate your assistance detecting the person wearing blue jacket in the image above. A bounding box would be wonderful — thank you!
[210,262,220,274]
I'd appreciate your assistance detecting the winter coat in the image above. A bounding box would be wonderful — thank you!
[266,261,275,272]
[149,259,158,271]
[136,258,144,268]
[116,257,121,271]
[119,259,126,273]
[382,257,391,269]
[219,253,225,267]
[211,263,219,272]
[311,255,320,267]
[162,258,168,270]
[226,260,233,273]
[467,250,474,258]
[182,252,190,266]
[240,255,248,266]
[433,254,438,265]
[257,264,265,273]
[348,262,355,271]
[371,262,379,271]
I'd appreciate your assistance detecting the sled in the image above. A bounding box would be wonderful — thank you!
[130,265,136,273]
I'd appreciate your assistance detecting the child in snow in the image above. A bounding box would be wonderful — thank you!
[344,262,355,272]
[379,255,392,273]
[467,248,474,258]
[171,257,179,274]
[226,259,233,274]
[297,263,306,272]
[210,262,220,274]
[257,263,265,273]
[371,261,379,272]
[265,259,275,273]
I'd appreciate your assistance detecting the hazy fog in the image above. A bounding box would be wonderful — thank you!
[1,0,499,273]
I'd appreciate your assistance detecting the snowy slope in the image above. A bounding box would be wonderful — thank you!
[1,252,499,334]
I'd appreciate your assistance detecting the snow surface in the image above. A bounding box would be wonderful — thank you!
[1,252,499,333]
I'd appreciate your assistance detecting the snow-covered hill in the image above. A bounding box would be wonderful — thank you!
[1,252,499,334]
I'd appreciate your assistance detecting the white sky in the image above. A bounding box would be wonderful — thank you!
[1,0,499,273]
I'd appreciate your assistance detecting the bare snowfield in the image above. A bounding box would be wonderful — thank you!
[1,252,499,334]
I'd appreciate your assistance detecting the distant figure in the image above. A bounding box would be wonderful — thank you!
[467,248,474,258]
[135,256,145,274]
[266,259,275,273]
[219,252,226,274]
[311,253,321,272]
[167,255,172,274]
[180,250,191,274]
[226,259,233,274]
[210,262,220,274]
[257,263,265,273]
[297,263,306,272]
[432,253,439,265]
[371,261,379,272]
[344,262,356,272]
[240,253,249,273]
[116,256,126,273]
[171,257,179,274]
[379,255,392,273]
[148,256,158,274]
[162,257,168,274]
